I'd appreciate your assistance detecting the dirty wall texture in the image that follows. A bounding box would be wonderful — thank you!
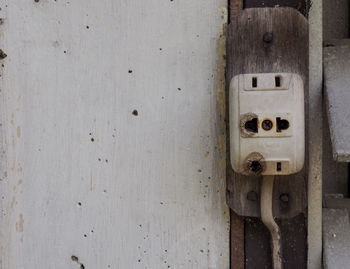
[0,0,229,268]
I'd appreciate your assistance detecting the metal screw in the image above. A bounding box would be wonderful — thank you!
[262,119,273,131]
[263,32,273,43]
[247,191,258,201]
[279,193,289,203]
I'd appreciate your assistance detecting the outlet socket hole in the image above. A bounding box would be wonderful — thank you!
[276,117,289,132]
[277,162,282,171]
[252,77,257,88]
[275,76,281,87]
[245,118,258,133]
[250,161,263,173]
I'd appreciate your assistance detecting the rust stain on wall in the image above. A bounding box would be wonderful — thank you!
[215,4,230,267]
[16,214,24,232]
[10,196,16,210]
[10,112,14,126]
[90,172,93,192]
[216,6,228,183]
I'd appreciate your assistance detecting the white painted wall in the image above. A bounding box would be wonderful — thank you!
[0,0,229,268]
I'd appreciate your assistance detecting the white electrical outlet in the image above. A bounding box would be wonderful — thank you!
[230,73,305,176]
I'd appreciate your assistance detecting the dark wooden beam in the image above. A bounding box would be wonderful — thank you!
[230,210,244,269]
[226,7,309,219]
[226,6,309,268]
[244,0,310,17]
[227,3,244,269]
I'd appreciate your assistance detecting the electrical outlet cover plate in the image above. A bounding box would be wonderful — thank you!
[230,73,305,176]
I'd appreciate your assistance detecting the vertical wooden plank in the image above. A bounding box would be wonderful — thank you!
[279,214,307,269]
[226,7,309,219]
[0,0,229,268]
[230,210,244,269]
[244,0,311,17]
[227,2,244,269]
[245,217,272,269]
[245,215,307,269]
[226,7,308,268]
[228,0,243,23]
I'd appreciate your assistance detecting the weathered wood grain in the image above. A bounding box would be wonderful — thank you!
[229,0,243,22]
[230,210,244,269]
[244,0,311,17]
[245,217,272,269]
[245,214,307,269]
[226,7,308,219]
[0,0,229,268]
[227,2,245,269]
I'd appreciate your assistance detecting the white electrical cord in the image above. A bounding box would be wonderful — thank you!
[261,175,282,269]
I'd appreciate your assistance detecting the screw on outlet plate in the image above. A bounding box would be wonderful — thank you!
[279,193,290,212]
[263,32,273,43]
[262,119,273,131]
[247,191,258,202]
[280,193,289,203]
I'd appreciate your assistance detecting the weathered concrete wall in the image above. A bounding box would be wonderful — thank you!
[0,0,229,268]
[308,0,323,268]
[323,208,350,269]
